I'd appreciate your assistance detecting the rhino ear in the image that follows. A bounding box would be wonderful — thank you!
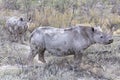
[20,17,23,21]
[91,27,94,32]
[94,26,102,32]
[28,17,31,21]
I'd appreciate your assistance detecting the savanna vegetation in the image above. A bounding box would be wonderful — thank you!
[0,0,120,80]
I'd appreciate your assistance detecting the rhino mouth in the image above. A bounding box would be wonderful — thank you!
[105,39,113,45]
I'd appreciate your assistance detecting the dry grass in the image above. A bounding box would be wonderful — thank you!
[0,24,120,80]
[0,0,120,33]
[0,0,120,80]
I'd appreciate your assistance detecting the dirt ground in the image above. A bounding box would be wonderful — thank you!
[0,25,120,80]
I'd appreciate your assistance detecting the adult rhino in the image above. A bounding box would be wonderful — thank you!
[5,17,31,44]
[28,26,113,68]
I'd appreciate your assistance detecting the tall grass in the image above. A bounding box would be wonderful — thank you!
[0,0,120,32]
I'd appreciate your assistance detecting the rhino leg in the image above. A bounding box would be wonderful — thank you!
[38,49,46,63]
[19,34,25,44]
[13,32,18,42]
[28,49,38,63]
[10,34,17,42]
[28,43,46,64]
[7,31,15,42]
[73,51,83,71]
[27,44,39,64]
[20,32,27,44]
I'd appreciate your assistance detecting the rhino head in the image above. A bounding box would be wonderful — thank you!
[92,26,113,45]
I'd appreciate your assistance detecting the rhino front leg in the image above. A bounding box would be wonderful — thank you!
[73,51,83,71]
[20,32,27,44]
[14,32,18,42]
[19,34,25,44]
[10,34,17,42]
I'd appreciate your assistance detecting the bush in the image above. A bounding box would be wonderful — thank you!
[2,0,20,10]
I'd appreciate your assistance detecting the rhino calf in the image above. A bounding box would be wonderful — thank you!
[28,26,113,67]
[5,17,30,43]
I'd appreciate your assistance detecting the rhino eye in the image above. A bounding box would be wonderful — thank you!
[100,36,103,38]
[20,18,23,21]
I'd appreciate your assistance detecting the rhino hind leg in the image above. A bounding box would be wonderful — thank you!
[28,43,46,64]
[38,49,46,63]
[27,49,38,63]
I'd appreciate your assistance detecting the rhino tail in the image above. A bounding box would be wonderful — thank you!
[29,29,36,42]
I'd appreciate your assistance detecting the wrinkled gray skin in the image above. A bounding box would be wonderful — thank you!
[5,17,29,43]
[28,26,113,68]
